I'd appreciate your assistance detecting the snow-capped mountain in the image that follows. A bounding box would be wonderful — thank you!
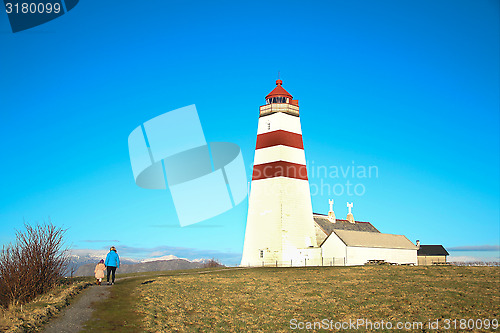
[74,258,207,276]
[67,249,140,273]
[141,254,181,263]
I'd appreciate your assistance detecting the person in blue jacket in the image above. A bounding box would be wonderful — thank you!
[104,246,120,285]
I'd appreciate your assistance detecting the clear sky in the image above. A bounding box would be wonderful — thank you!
[1,0,498,265]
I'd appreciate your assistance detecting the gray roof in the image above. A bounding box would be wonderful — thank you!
[418,245,449,256]
[334,229,418,250]
[313,214,380,236]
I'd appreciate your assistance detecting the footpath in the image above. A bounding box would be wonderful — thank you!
[42,267,247,332]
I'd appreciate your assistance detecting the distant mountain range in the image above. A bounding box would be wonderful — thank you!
[74,258,206,277]
[67,250,216,277]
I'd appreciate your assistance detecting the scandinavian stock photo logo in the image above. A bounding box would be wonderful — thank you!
[128,105,247,227]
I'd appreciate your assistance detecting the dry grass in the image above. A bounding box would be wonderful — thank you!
[80,268,229,332]
[0,279,91,332]
[135,266,499,332]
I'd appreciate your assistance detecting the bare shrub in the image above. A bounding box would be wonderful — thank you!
[0,222,70,308]
[203,258,224,268]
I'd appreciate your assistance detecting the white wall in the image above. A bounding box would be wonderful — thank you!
[257,111,302,135]
[321,232,347,266]
[320,233,418,266]
[346,247,417,266]
[254,145,306,165]
[241,177,318,266]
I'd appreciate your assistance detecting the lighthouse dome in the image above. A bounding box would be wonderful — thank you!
[265,79,293,104]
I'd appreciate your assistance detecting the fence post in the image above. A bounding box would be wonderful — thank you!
[291,259,293,267]
[276,260,278,267]
[305,258,307,267]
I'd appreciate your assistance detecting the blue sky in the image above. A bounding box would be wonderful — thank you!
[0,0,498,265]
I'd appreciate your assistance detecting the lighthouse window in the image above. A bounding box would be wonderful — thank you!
[259,250,264,258]
[268,96,289,104]
[267,96,290,104]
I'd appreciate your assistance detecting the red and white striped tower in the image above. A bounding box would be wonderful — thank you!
[241,80,318,267]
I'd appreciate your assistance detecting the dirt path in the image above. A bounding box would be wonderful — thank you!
[42,284,111,333]
[42,267,247,332]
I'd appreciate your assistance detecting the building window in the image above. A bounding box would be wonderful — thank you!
[259,250,264,258]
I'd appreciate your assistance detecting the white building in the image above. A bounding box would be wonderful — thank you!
[240,80,417,267]
[315,212,417,266]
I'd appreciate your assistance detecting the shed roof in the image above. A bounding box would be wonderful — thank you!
[333,229,418,250]
[417,245,449,256]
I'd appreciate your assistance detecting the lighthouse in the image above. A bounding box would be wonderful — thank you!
[241,80,320,266]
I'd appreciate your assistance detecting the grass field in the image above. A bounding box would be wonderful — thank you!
[119,266,499,332]
[2,266,497,332]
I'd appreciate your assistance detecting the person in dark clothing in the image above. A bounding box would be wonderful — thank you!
[104,246,120,285]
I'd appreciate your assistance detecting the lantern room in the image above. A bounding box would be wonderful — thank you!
[265,79,298,106]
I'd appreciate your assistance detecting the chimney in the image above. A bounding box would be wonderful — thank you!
[328,199,336,223]
[346,202,354,223]
[416,240,420,249]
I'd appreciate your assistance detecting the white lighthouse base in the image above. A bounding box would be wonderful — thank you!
[240,177,320,267]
